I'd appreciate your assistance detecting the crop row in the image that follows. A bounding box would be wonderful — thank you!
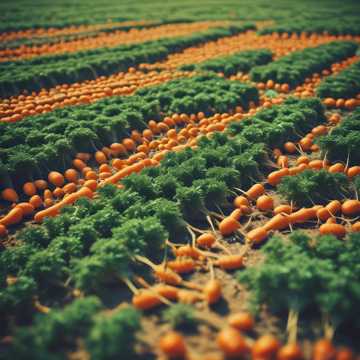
[179,49,273,76]
[258,19,360,36]
[0,21,233,62]
[249,41,358,88]
[0,75,258,190]
[2,95,360,357]
[317,60,360,100]
[0,24,254,98]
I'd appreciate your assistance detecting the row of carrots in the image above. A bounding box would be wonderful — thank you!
[0,22,228,62]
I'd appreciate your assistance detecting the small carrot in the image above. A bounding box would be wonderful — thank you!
[234,195,250,208]
[312,339,336,360]
[16,202,34,216]
[228,312,254,332]
[347,166,360,178]
[159,331,187,359]
[63,182,77,194]
[34,203,62,223]
[264,214,289,231]
[341,199,360,216]
[173,244,202,259]
[230,208,242,220]
[48,171,65,187]
[132,290,162,310]
[34,179,48,190]
[252,335,281,359]
[217,327,249,358]
[0,207,23,227]
[203,279,222,305]
[29,195,43,209]
[219,216,240,236]
[256,195,274,211]
[215,254,244,270]
[64,168,79,183]
[196,232,216,248]
[23,182,37,197]
[246,227,268,245]
[277,343,303,360]
[267,168,289,186]
[246,183,265,200]
[167,258,196,274]
[1,188,19,203]
[319,223,346,238]
[95,151,107,164]
[274,204,292,215]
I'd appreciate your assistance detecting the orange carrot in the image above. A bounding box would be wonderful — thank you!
[0,224,8,237]
[159,331,187,359]
[246,183,265,200]
[228,312,254,332]
[246,227,268,245]
[1,188,19,203]
[319,223,346,238]
[23,182,37,197]
[16,202,34,216]
[217,327,249,358]
[48,171,64,187]
[215,254,244,270]
[256,195,274,211]
[203,279,222,305]
[342,199,360,216]
[0,207,23,226]
[264,213,289,231]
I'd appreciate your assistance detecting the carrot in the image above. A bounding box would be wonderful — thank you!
[85,170,97,180]
[196,232,216,248]
[328,163,345,174]
[317,207,332,222]
[0,223,8,237]
[1,188,19,203]
[219,216,240,236]
[299,137,312,151]
[72,158,87,171]
[308,159,324,170]
[103,166,131,185]
[53,187,64,198]
[75,152,91,161]
[234,195,250,208]
[326,200,342,215]
[154,284,179,301]
[44,198,54,207]
[284,142,297,154]
[167,258,196,274]
[246,227,268,245]
[252,335,281,359]
[277,343,303,360]
[110,142,127,156]
[94,151,107,164]
[274,204,292,215]
[230,208,242,220]
[0,207,23,226]
[64,168,79,183]
[341,199,360,216]
[256,195,274,211]
[267,168,289,186]
[217,327,249,358]
[159,331,187,359]
[132,290,162,310]
[264,213,289,231]
[177,289,202,304]
[34,179,48,190]
[48,171,65,187]
[312,339,336,360]
[351,221,360,232]
[34,203,62,223]
[63,182,77,194]
[203,279,222,305]
[312,125,328,136]
[240,205,252,215]
[319,223,346,238]
[246,183,265,200]
[215,254,244,270]
[16,202,34,216]
[289,208,317,224]
[23,182,37,197]
[228,312,254,332]
[173,244,202,259]
[83,179,98,192]
[296,156,310,165]
[29,195,43,209]
[277,155,289,168]
[347,166,360,178]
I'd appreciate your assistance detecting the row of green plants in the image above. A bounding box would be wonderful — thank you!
[0,74,258,191]
[316,107,360,165]
[1,97,334,359]
[0,0,358,32]
[0,24,255,98]
[258,19,360,36]
[316,60,360,99]
[250,41,358,87]
[179,49,273,76]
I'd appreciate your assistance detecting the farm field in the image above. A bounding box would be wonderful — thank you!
[1,1,360,359]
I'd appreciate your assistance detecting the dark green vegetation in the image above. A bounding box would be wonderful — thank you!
[0,74,258,191]
[238,231,360,346]
[250,41,358,87]
[0,0,359,31]
[316,108,360,165]
[258,19,360,36]
[179,49,273,76]
[317,61,360,99]
[0,24,254,98]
